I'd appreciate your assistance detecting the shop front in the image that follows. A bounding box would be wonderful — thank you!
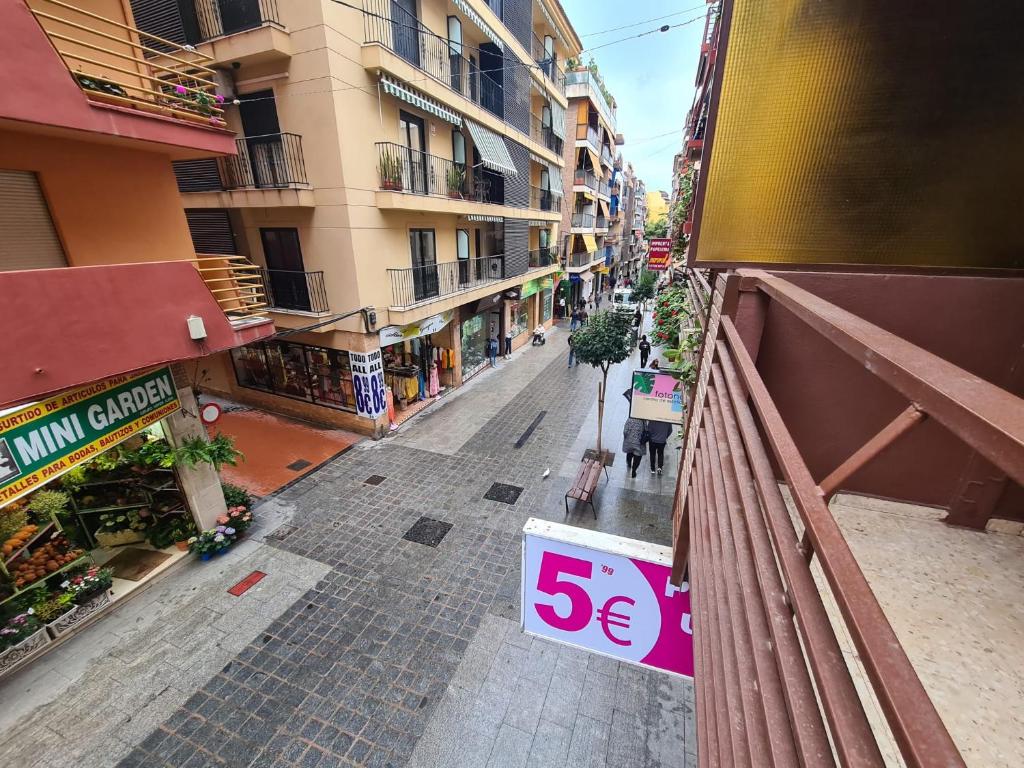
[378,311,458,417]
[461,290,508,380]
[0,367,239,679]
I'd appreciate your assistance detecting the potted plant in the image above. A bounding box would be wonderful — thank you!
[95,509,148,547]
[34,592,78,639]
[446,165,466,198]
[215,506,253,538]
[0,611,48,673]
[378,149,404,191]
[188,527,235,561]
[61,565,114,617]
[172,433,243,472]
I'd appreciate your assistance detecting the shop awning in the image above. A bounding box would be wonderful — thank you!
[465,120,517,175]
[464,214,504,223]
[548,162,564,194]
[550,99,566,139]
[0,262,274,410]
[452,0,504,51]
[379,310,453,346]
[380,75,462,126]
[582,234,598,252]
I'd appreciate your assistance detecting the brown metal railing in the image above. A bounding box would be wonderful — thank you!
[672,269,1024,768]
[191,254,268,318]
[29,0,225,127]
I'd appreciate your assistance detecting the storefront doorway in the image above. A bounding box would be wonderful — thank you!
[461,307,501,379]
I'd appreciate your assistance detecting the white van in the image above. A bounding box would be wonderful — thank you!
[612,287,638,312]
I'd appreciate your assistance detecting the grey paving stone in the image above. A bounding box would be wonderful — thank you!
[539,673,584,730]
[566,714,611,768]
[504,677,549,733]
[526,720,573,768]
[579,667,617,725]
[486,724,533,768]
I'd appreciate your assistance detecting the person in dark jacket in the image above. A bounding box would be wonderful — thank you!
[487,337,499,367]
[646,420,673,475]
[638,335,652,368]
[633,308,642,328]
[622,417,646,478]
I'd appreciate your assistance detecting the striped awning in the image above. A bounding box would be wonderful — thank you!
[465,120,517,176]
[464,214,504,222]
[452,0,504,51]
[550,99,566,139]
[380,75,462,126]
[529,151,548,166]
[537,0,565,47]
[528,220,550,227]
[548,162,564,194]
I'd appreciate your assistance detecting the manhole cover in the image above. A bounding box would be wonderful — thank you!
[364,475,386,486]
[403,517,453,547]
[286,459,312,471]
[267,524,297,541]
[484,482,524,505]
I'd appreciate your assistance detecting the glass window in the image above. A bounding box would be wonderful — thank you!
[452,130,466,166]
[305,346,355,409]
[231,346,272,392]
[461,313,487,378]
[511,301,529,337]
[231,341,357,411]
[542,288,553,322]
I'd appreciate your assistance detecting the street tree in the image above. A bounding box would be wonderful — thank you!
[630,270,658,306]
[645,216,668,238]
[572,310,632,455]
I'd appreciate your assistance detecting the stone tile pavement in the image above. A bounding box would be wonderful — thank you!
[0,313,695,768]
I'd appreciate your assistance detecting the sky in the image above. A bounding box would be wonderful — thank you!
[559,0,708,195]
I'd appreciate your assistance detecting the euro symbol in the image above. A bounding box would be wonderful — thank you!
[596,595,635,646]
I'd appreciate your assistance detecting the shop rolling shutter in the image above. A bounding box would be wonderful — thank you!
[0,170,68,271]
[185,209,237,255]
[173,159,224,192]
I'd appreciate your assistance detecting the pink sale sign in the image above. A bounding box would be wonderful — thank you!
[521,519,694,678]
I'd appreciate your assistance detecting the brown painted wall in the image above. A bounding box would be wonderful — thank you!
[751,271,1024,508]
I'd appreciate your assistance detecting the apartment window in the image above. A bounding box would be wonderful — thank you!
[447,16,463,90]
[457,229,471,284]
[400,110,428,194]
[392,0,419,66]
[452,130,466,166]
[260,228,311,311]
[410,229,438,301]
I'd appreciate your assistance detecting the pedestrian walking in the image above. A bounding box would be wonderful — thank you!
[487,336,499,367]
[622,417,646,478]
[633,308,642,329]
[558,295,566,318]
[504,328,513,359]
[638,335,651,368]
[646,420,672,475]
[570,308,580,331]
[567,332,577,368]
[580,308,589,326]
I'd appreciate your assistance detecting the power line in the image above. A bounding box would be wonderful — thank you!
[580,14,709,55]
[578,4,709,38]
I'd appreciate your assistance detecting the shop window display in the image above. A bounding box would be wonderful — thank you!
[231,340,356,411]
[461,313,488,378]
[511,301,530,337]
[542,288,553,322]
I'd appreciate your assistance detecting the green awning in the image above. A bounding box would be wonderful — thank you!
[380,75,462,126]
[521,278,542,299]
[452,0,504,51]
[465,120,518,176]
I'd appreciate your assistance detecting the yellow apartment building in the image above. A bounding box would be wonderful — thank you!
[124,0,582,435]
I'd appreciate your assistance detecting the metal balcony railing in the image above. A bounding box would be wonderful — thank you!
[573,170,598,190]
[257,269,328,313]
[598,180,610,198]
[576,123,601,149]
[571,212,595,229]
[193,0,280,39]
[220,133,308,189]
[528,247,556,268]
[375,142,506,205]
[601,146,613,167]
[565,250,599,268]
[530,33,566,95]
[29,0,226,128]
[191,254,268,318]
[530,186,561,213]
[530,115,564,155]
[596,215,608,230]
[565,69,617,132]
[363,0,504,120]
[387,255,505,307]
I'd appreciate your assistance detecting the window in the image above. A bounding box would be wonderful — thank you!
[542,288,553,322]
[448,16,463,91]
[410,228,438,301]
[230,341,355,411]
[452,130,466,167]
[260,228,312,311]
[457,228,470,284]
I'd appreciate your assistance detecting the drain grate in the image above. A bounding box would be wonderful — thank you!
[364,475,387,486]
[402,517,453,547]
[286,459,312,471]
[266,523,297,542]
[484,482,524,505]
[514,410,547,449]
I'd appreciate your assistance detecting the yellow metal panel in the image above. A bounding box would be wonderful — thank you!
[694,0,1023,271]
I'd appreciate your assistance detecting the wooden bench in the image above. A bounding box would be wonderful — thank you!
[564,458,606,518]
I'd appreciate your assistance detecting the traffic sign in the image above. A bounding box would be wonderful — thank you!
[521,519,694,678]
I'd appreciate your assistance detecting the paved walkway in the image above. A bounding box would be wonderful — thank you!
[0,318,695,768]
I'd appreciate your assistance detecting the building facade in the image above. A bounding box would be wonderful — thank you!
[558,65,621,308]
[126,0,581,435]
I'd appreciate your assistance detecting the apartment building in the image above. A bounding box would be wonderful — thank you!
[616,161,645,280]
[558,64,622,308]
[124,0,580,435]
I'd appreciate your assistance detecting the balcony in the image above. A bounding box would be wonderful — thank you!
[596,215,608,232]
[530,115,563,155]
[376,141,498,201]
[530,33,566,96]
[387,255,505,308]
[529,247,557,268]
[25,0,233,154]
[530,186,562,213]
[190,0,290,66]
[598,180,610,198]
[565,250,600,269]
[576,123,601,150]
[601,146,614,168]
[363,0,504,121]
[565,70,617,133]
[571,212,595,229]
[191,254,268,321]
[257,268,329,314]
[221,133,307,188]
[573,170,598,190]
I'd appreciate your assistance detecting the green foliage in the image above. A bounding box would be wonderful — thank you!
[0,505,28,543]
[32,592,74,624]
[130,438,175,469]
[377,147,403,187]
[28,489,70,522]
[651,286,691,348]
[173,433,243,472]
[630,271,657,304]
[221,482,252,510]
[572,311,632,373]
[147,516,196,549]
[645,216,668,238]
